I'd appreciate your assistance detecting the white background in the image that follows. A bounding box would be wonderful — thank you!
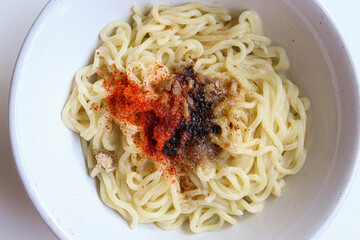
[0,0,359,239]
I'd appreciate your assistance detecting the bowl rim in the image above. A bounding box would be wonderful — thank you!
[310,0,360,238]
[8,1,68,239]
[8,0,360,239]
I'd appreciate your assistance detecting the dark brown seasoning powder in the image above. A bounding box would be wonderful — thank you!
[162,66,229,170]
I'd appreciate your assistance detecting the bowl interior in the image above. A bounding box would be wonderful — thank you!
[10,0,359,239]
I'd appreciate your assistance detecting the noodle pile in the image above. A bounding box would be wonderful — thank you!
[62,3,310,233]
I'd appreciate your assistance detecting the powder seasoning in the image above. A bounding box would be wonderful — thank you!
[102,64,226,175]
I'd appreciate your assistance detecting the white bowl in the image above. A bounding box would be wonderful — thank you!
[9,0,360,239]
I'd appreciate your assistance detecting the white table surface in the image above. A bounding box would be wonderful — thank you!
[1,0,359,239]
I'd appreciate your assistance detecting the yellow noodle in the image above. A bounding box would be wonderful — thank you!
[62,3,309,233]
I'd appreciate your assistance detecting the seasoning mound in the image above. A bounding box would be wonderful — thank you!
[104,64,234,173]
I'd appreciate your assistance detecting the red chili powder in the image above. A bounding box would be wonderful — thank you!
[103,68,186,170]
